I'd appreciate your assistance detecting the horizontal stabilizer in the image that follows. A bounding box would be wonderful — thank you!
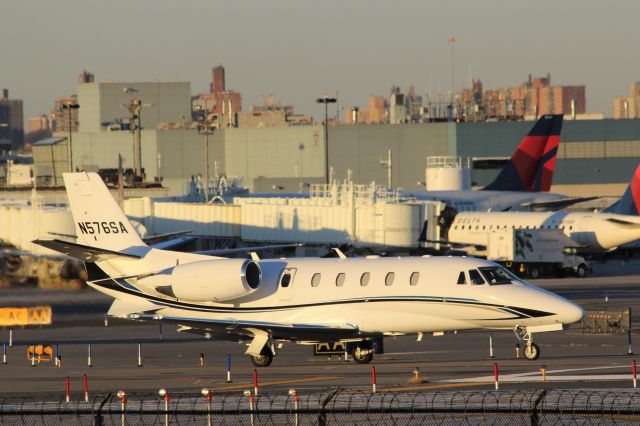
[108,298,161,319]
[32,239,141,263]
[605,218,640,227]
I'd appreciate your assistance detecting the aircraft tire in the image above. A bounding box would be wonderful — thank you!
[524,342,540,360]
[351,346,374,364]
[528,266,540,279]
[250,352,273,367]
[576,264,587,278]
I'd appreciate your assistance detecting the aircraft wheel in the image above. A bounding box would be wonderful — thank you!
[576,264,587,278]
[250,352,273,367]
[524,342,540,360]
[352,346,374,364]
[529,266,540,279]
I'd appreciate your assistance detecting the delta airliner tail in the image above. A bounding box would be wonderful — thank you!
[483,114,563,192]
[604,164,640,216]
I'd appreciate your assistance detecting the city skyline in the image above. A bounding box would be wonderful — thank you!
[2,0,638,123]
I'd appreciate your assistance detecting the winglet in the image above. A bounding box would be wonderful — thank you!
[483,115,563,192]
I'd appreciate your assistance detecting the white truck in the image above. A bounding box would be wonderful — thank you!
[487,228,590,279]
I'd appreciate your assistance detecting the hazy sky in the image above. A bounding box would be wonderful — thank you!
[2,1,638,123]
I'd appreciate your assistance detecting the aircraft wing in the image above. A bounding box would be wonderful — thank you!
[520,196,600,211]
[195,243,303,256]
[32,239,141,262]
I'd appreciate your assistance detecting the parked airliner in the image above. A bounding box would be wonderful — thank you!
[407,115,594,211]
[34,173,584,366]
[443,164,640,254]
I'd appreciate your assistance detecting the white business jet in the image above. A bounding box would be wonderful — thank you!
[34,173,584,366]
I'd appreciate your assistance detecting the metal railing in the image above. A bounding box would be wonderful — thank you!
[0,388,639,425]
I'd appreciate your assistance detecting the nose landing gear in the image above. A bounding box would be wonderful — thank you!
[514,326,540,360]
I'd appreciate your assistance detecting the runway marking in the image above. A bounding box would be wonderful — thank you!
[441,364,633,383]
[382,382,492,392]
[215,376,345,391]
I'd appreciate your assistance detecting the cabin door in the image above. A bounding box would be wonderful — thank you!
[277,267,297,302]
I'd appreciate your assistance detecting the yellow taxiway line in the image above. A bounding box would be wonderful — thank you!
[215,376,346,391]
[382,381,493,392]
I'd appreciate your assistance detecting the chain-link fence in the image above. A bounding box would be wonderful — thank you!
[0,388,639,425]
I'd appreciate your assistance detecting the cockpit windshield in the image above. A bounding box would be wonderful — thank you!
[478,267,516,285]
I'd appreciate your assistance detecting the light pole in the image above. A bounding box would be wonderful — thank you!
[316,95,337,185]
[122,88,152,180]
[60,102,79,172]
[195,101,215,203]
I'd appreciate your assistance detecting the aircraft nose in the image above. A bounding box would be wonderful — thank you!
[559,300,584,325]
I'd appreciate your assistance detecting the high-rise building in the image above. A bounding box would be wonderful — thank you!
[52,95,80,133]
[613,82,640,119]
[456,74,586,120]
[211,65,225,93]
[78,69,95,84]
[0,89,24,150]
[207,64,242,122]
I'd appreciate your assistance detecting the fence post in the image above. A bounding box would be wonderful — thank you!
[201,388,212,426]
[244,390,255,426]
[159,389,169,426]
[289,389,299,426]
[493,362,499,390]
[633,360,637,388]
[117,390,126,426]
[2,342,6,364]
[8,329,12,348]
[628,328,633,355]
[87,344,93,367]
[137,343,143,367]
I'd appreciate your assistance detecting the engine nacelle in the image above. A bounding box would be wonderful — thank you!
[167,259,261,302]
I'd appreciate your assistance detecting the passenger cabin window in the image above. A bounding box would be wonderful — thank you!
[311,273,321,287]
[410,272,420,286]
[280,273,292,288]
[478,267,513,285]
[457,271,466,285]
[336,273,346,287]
[385,272,395,286]
[360,272,370,286]
[468,269,485,285]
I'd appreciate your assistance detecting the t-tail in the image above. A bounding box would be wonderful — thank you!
[63,172,148,255]
[483,114,563,192]
[604,164,640,216]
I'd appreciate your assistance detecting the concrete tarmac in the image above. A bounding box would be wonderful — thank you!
[1,274,640,397]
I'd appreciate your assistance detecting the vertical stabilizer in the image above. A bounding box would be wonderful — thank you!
[483,115,563,192]
[63,172,146,253]
[604,164,640,216]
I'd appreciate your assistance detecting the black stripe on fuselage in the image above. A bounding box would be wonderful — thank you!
[89,277,555,319]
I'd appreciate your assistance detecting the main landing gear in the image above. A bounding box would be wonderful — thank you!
[514,326,540,360]
[351,341,375,364]
[250,350,274,367]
